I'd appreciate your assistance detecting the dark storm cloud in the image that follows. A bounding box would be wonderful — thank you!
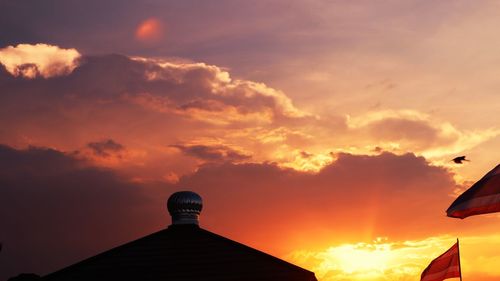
[170,144,251,162]
[87,139,125,157]
[0,145,158,280]
[175,152,459,252]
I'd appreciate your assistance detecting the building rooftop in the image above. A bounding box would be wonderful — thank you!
[41,191,317,281]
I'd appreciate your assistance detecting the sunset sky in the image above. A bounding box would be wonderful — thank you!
[1,1,500,280]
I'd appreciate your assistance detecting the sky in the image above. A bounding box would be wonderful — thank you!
[0,1,499,280]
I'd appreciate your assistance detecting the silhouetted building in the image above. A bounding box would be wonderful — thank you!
[41,191,317,281]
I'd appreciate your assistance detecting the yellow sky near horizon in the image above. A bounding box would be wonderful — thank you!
[285,234,500,281]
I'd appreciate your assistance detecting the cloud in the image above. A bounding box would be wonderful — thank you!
[128,56,309,121]
[0,50,315,178]
[0,44,80,78]
[0,145,159,280]
[87,139,125,157]
[78,139,137,168]
[0,44,496,181]
[0,52,306,125]
[345,110,500,158]
[170,143,251,163]
[172,151,467,255]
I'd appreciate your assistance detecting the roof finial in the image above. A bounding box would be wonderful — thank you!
[167,191,203,226]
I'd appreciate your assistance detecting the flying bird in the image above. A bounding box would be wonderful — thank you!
[452,156,469,164]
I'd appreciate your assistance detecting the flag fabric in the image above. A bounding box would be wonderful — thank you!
[421,242,461,281]
[447,164,500,219]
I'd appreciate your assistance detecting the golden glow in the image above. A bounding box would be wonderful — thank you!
[285,235,500,281]
[286,236,463,281]
[279,149,333,172]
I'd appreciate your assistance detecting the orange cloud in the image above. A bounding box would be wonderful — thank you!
[170,143,251,163]
[0,43,80,78]
[174,152,462,252]
[135,18,164,43]
[74,139,146,168]
[0,44,496,185]
[344,110,500,162]
[130,56,309,121]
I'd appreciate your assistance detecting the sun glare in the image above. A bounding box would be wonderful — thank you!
[286,236,462,281]
[324,243,391,274]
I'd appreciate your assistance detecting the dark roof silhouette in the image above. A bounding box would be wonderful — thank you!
[8,273,41,281]
[41,191,317,281]
[42,225,316,281]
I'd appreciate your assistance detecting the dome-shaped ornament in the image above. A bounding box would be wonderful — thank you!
[167,191,203,225]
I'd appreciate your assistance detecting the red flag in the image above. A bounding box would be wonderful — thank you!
[420,242,461,281]
[447,164,500,219]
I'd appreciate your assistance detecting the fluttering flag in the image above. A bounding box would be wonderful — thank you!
[447,164,500,219]
[421,241,461,281]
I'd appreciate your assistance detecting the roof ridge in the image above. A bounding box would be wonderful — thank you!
[197,227,315,274]
[41,229,167,279]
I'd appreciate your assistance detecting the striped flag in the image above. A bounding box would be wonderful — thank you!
[421,241,461,281]
[447,164,500,219]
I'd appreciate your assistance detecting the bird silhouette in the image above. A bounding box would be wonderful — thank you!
[452,156,469,164]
